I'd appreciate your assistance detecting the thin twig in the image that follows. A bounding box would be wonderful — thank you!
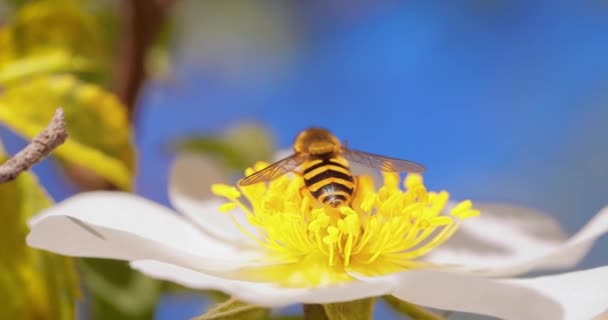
[0,108,68,184]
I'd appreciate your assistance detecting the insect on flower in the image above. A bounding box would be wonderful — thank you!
[24,148,608,320]
[239,127,426,208]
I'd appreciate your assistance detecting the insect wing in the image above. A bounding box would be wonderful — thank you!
[238,154,303,185]
[343,149,425,173]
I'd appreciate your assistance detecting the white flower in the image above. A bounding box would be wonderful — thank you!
[27,154,608,320]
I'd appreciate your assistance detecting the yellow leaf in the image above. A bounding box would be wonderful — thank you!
[0,0,108,66]
[0,145,79,320]
[0,75,135,190]
[0,50,100,85]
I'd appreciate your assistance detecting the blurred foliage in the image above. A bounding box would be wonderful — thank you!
[79,259,162,320]
[0,0,113,83]
[193,297,375,320]
[0,50,100,85]
[0,1,153,320]
[302,304,329,320]
[145,17,175,82]
[382,295,443,320]
[173,0,297,75]
[0,74,135,190]
[321,298,375,320]
[174,123,275,173]
[0,141,79,320]
[0,0,134,191]
[301,300,377,320]
[194,298,269,320]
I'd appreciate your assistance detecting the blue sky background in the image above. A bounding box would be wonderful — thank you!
[2,1,607,319]
[137,0,608,249]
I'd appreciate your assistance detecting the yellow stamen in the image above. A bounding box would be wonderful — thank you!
[218,203,236,213]
[211,184,241,199]
[211,164,479,287]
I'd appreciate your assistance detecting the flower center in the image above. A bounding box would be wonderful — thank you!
[211,162,479,287]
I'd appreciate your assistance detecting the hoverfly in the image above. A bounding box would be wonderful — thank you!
[238,127,425,208]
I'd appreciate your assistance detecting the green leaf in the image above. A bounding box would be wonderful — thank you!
[0,144,79,320]
[303,299,376,320]
[193,298,269,320]
[0,74,135,190]
[79,259,162,320]
[321,298,375,320]
[383,295,444,320]
[174,123,275,172]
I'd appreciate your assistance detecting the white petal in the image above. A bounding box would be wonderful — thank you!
[427,203,608,276]
[389,266,608,320]
[131,260,393,307]
[134,259,608,319]
[27,191,263,271]
[169,153,261,247]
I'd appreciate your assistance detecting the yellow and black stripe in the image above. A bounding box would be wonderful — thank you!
[302,156,355,207]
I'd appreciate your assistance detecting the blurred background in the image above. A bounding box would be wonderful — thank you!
[1,0,607,319]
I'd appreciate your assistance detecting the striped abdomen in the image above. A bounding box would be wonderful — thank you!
[302,156,355,207]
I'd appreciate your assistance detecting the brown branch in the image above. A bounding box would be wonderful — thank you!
[0,108,68,184]
[68,0,176,190]
[113,0,176,120]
